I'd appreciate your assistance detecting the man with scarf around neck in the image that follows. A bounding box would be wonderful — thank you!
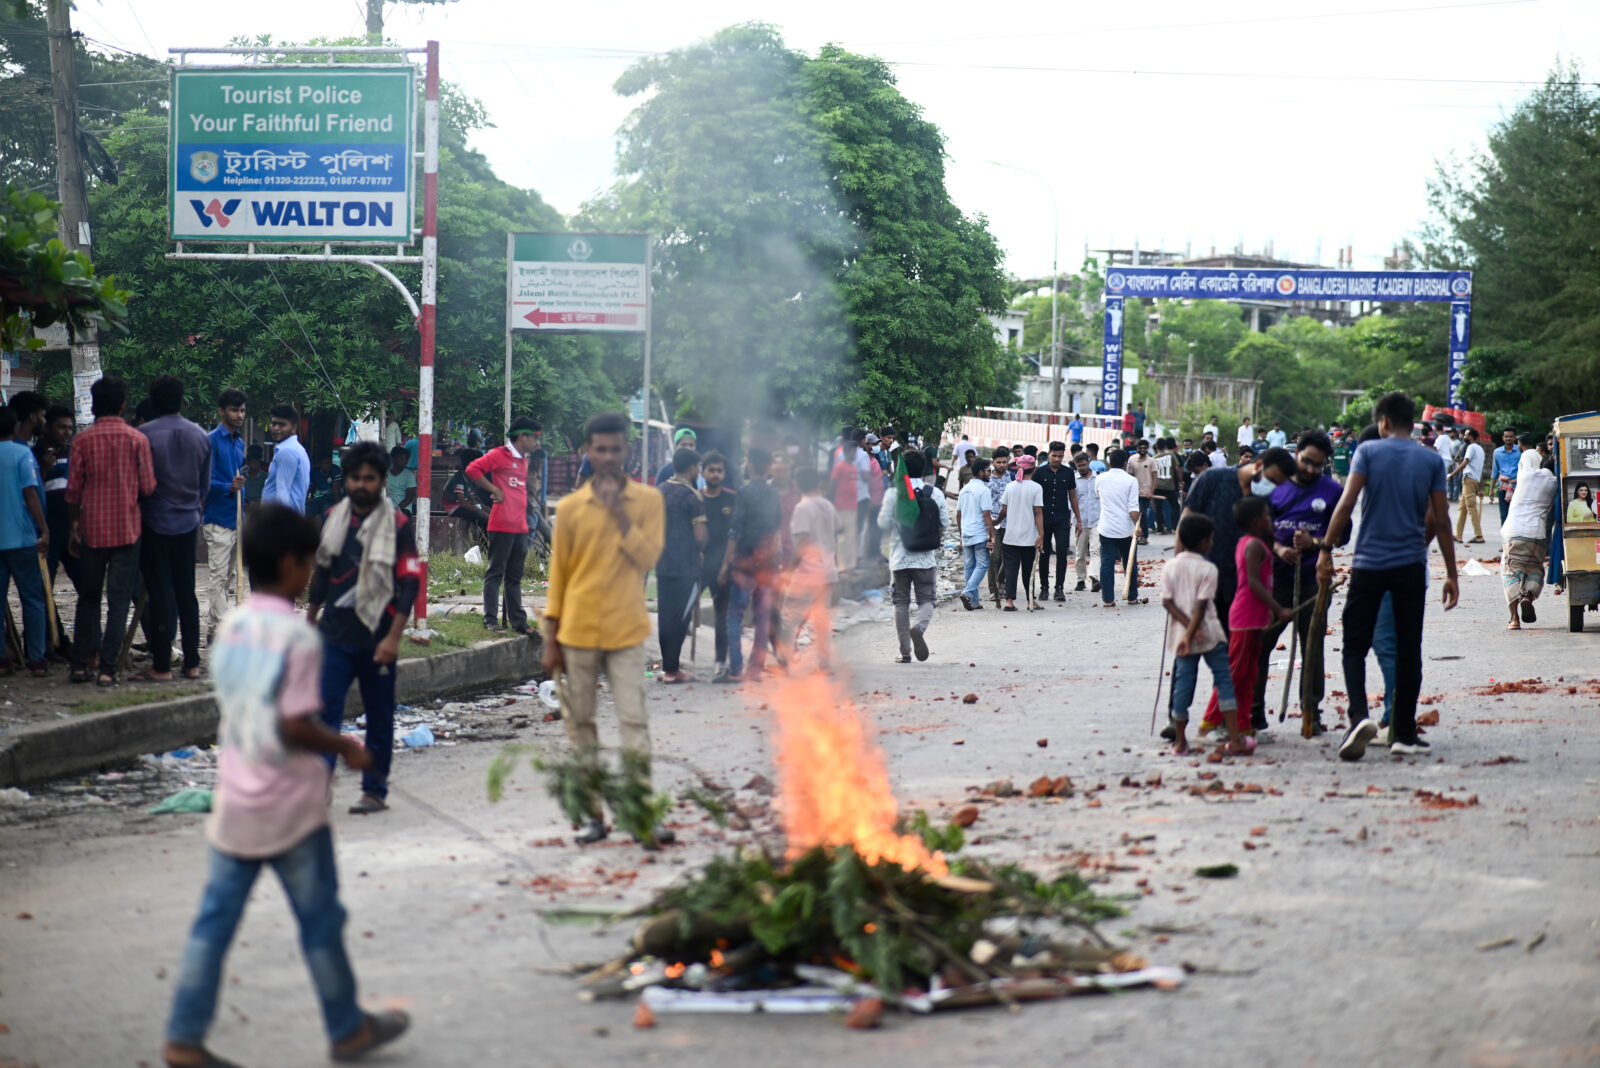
[307,441,422,815]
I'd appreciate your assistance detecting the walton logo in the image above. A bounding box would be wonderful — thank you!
[189,198,242,228]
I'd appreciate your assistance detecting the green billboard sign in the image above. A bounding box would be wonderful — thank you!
[169,65,415,243]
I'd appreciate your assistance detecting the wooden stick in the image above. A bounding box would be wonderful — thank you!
[234,476,246,606]
[3,601,23,665]
[37,553,57,656]
[117,588,147,676]
[1279,566,1302,723]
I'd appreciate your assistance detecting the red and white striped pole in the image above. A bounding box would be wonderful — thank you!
[413,39,439,639]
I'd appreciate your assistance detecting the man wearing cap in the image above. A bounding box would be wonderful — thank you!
[467,417,542,634]
[656,428,705,490]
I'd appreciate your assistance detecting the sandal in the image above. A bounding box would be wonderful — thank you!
[331,1010,411,1062]
[1506,621,1521,630]
[164,1046,245,1068]
[128,670,175,682]
[96,673,117,687]
[69,668,92,684]
[1223,736,1258,756]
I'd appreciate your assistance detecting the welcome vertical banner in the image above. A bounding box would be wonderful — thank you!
[1448,300,1471,408]
[1100,296,1124,416]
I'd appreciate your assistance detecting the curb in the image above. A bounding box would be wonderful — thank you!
[0,636,543,789]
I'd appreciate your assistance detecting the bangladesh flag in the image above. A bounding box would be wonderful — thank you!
[894,451,920,527]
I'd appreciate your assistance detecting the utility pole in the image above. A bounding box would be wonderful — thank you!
[45,0,100,402]
[367,0,385,43]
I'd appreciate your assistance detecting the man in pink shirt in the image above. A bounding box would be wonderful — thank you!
[780,467,839,668]
[466,416,541,634]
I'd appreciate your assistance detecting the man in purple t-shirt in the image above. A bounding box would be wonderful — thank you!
[1255,431,1346,732]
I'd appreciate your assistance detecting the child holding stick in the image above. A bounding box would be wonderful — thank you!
[1160,514,1237,755]
[162,503,409,1068]
[1200,496,1292,752]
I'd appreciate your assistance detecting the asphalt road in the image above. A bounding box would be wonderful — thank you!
[3,530,1599,1068]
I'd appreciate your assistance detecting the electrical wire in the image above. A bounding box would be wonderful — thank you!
[264,262,356,423]
[199,263,354,425]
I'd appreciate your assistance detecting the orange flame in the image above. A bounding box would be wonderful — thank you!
[769,664,947,877]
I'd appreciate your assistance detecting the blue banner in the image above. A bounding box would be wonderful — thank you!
[1100,297,1124,416]
[1104,267,1472,303]
[1448,301,1471,408]
[174,142,408,193]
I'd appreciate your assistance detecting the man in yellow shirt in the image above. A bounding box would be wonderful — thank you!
[541,411,666,845]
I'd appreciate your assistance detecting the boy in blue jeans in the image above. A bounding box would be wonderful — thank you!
[1159,514,1240,755]
[163,504,408,1068]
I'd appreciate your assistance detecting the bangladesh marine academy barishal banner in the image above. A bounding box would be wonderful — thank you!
[1104,267,1472,302]
[169,66,415,243]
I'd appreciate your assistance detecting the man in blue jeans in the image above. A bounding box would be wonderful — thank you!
[307,441,422,814]
[1318,391,1459,761]
[716,447,781,684]
[1094,449,1143,606]
[956,456,995,609]
[0,407,49,676]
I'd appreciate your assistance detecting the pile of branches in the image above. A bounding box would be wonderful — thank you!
[575,825,1147,1014]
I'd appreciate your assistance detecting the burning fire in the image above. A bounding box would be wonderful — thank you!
[770,667,948,877]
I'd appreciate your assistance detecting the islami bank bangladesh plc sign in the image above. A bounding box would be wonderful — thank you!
[169,66,415,243]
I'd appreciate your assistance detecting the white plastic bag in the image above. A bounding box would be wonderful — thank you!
[464,545,484,565]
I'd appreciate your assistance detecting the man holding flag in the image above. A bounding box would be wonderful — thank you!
[879,450,948,664]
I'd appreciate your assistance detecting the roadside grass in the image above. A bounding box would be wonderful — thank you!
[71,686,208,715]
[402,608,528,658]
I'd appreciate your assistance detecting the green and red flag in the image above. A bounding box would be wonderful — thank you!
[894,451,920,527]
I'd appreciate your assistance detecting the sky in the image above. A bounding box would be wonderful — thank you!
[70,0,1600,278]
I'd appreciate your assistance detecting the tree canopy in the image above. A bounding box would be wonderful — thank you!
[582,23,1010,438]
[1426,62,1600,425]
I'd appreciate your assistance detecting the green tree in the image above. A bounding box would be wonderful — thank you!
[583,24,1009,438]
[0,185,127,351]
[1145,299,1247,376]
[1424,62,1600,419]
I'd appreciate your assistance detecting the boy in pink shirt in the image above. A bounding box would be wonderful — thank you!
[162,504,408,1068]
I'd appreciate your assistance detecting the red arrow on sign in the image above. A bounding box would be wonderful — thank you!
[522,308,639,327]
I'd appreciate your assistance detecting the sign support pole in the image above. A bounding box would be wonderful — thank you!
[503,232,515,434]
[414,40,439,639]
[642,235,653,482]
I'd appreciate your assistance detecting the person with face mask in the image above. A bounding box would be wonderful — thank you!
[1252,434,1346,734]
[307,441,423,814]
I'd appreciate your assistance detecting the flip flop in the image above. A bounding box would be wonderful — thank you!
[331,1010,411,1062]
[128,670,175,682]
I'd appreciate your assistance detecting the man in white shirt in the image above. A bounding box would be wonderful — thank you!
[1071,452,1100,592]
[1433,422,1455,477]
[878,451,949,663]
[1205,441,1228,469]
[1094,448,1143,607]
[1266,422,1288,449]
[1204,417,1220,443]
[1451,426,1487,543]
[956,457,995,610]
[1236,419,1254,448]
[997,454,1044,610]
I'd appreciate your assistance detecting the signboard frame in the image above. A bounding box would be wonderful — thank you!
[1096,266,1474,416]
[167,63,416,245]
[504,231,655,477]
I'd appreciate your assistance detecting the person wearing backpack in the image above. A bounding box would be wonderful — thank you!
[879,450,948,663]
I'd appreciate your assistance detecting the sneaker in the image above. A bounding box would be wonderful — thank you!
[1372,723,1393,747]
[349,794,388,815]
[712,670,741,684]
[1054,589,1066,602]
[909,624,929,662]
[1520,599,1536,623]
[894,653,912,664]
[960,593,974,611]
[1090,578,1101,593]
[1159,723,1177,742]
[574,819,609,845]
[1390,738,1432,756]
[1074,580,1086,592]
[1339,719,1378,761]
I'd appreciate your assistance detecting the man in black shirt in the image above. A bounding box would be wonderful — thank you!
[1033,441,1081,602]
[699,452,736,675]
[308,441,422,815]
[656,449,705,683]
[716,448,781,684]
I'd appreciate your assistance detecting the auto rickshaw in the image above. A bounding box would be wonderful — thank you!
[1552,411,1600,631]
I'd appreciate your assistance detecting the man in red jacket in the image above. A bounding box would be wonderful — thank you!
[466,417,541,634]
